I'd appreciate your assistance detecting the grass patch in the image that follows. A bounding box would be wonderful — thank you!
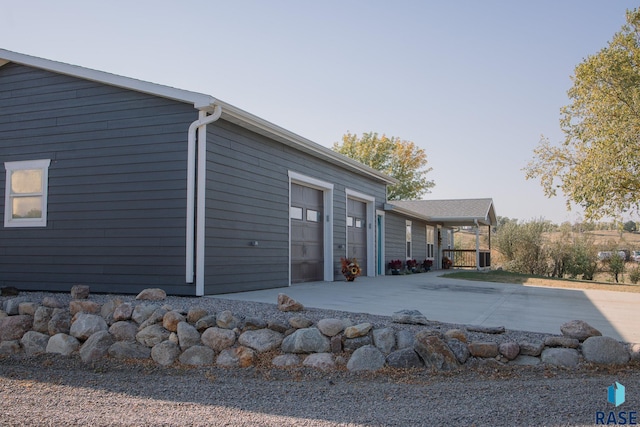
[441,270,640,293]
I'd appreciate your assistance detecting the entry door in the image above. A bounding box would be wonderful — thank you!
[290,184,324,283]
[347,198,367,273]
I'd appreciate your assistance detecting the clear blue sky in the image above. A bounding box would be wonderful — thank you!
[2,1,637,224]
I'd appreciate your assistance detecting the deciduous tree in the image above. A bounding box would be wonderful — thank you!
[333,132,435,200]
[524,9,640,220]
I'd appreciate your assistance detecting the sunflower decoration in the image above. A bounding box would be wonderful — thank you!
[341,257,361,282]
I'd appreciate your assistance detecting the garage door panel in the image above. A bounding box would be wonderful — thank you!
[291,183,324,283]
[347,199,367,273]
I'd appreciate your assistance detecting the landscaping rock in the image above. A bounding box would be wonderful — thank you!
[69,313,108,341]
[277,293,304,312]
[216,310,240,330]
[151,340,180,366]
[541,348,580,368]
[18,302,38,316]
[330,335,342,353]
[195,314,217,332]
[281,328,330,353]
[21,331,50,356]
[136,288,166,301]
[80,331,114,363]
[267,320,289,333]
[414,331,458,370]
[112,303,134,322]
[201,327,236,352]
[32,306,54,333]
[344,323,372,339]
[69,300,100,316]
[48,309,71,335]
[396,330,415,349]
[109,321,138,342]
[499,342,520,360]
[347,345,386,372]
[177,321,201,351]
[4,297,28,315]
[0,314,33,341]
[238,329,284,353]
[444,329,468,343]
[447,338,471,364]
[131,303,159,325]
[136,324,171,347]
[100,298,123,323]
[303,353,336,371]
[519,340,545,356]
[468,342,499,358]
[216,346,255,368]
[392,309,428,325]
[186,307,208,324]
[372,327,396,354]
[581,336,630,365]
[244,316,267,330]
[510,355,541,366]
[42,296,64,309]
[138,307,168,330]
[178,345,215,366]
[466,325,505,334]
[163,311,186,333]
[386,348,424,369]
[544,336,580,348]
[108,341,151,359]
[343,335,372,352]
[317,318,345,337]
[560,320,601,341]
[0,340,21,355]
[70,285,90,299]
[288,316,313,329]
[46,333,80,356]
[628,343,640,362]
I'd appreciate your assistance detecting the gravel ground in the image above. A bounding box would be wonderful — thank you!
[1,292,639,426]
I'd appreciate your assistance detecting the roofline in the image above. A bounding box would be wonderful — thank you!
[384,202,497,227]
[0,49,396,185]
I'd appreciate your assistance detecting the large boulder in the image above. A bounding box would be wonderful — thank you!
[69,313,108,341]
[136,288,166,301]
[46,333,80,356]
[177,322,201,351]
[347,345,386,372]
[163,311,186,333]
[48,309,71,335]
[178,345,215,366]
[468,342,499,358]
[414,331,458,370]
[216,310,240,330]
[151,340,181,366]
[112,303,134,322]
[238,329,284,353]
[201,327,236,352]
[392,309,428,325]
[136,324,171,347]
[277,293,304,312]
[560,320,601,341]
[281,328,330,353]
[581,336,630,365]
[21,331,50,356]
[0,314,33,341]
[108,341,151,359]
[317,318,345,337]
[372,328,396,354]
[109,321,139,342]
[303,353,336,371]
[80,331,114,363]
[216,346,255,368]
[540,348,580,368]
[33,306,54,333]
[386,348,424,369]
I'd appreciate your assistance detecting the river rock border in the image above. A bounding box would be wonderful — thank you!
[1,287,639,372]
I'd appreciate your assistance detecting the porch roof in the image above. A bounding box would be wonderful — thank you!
[385,198,497,227]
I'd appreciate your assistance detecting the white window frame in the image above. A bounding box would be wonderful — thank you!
[426,225,435,259]
[4,159,51,228]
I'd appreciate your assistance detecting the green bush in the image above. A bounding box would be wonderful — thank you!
[629,266,640,284]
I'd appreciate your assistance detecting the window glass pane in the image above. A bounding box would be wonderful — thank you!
[307,209,319,222]
[355,219,363,228]
[290,206,303,220]
[347,216,354,227]
[12,197,42,219]
[11,169,42,194]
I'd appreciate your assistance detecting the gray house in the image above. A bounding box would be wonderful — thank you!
[0,49,396,296]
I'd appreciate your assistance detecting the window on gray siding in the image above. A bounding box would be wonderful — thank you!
[406,220,412,259]
[290,206,303,220]
[4,159,51,228]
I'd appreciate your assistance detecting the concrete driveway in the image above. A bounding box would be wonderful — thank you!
[212,272,640,343]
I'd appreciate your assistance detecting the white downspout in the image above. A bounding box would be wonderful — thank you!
[186,105,222,296]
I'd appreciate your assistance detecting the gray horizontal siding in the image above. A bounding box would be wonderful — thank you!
[202,120,387,294]
[0,63,198,295]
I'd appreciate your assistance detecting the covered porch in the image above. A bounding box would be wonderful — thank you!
[386,198,497,271]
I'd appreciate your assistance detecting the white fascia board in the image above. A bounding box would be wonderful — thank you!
[0,49,216,111]
[220,101,397,185]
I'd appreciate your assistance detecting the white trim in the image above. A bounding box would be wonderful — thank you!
[375,210,386,276]
[4,159,51,228]
[346,189,376,277]
[288,171,334,283]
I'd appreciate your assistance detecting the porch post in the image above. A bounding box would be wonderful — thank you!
[475,220,480,270]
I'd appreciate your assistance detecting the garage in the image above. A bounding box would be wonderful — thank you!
[347,198,368,273]
[290,183,324,283]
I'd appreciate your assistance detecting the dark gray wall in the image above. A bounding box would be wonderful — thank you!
[384,212,430,269]
[0,63,198,294]
[203,120,388,293]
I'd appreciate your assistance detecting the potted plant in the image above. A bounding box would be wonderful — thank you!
[422,259,433,272]
[442,256,453,269]
[341,257,361,281]
[388,259,403,275]
[406,259,418,273]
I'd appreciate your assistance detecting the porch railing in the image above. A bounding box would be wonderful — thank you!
[442,249,491,269]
